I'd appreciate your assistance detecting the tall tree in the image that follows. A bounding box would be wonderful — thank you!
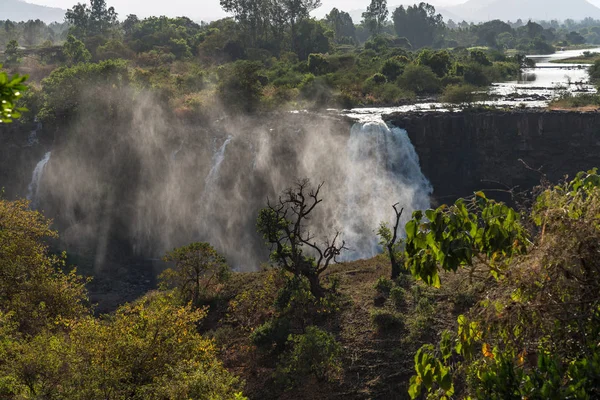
[325,8,356,44]
[393,3,444,48]
[65,0,118,38]
[282,0,322,52]
[362,0,388,36]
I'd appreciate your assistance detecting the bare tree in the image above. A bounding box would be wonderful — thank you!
[257,179,346,297]
[378,203,404,279]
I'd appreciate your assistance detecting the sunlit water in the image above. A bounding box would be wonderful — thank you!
[340,47,600,119]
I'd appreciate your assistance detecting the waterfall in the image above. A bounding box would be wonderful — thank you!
[205,135,233,186]
[27,151,51,209]
[343,119,432,259]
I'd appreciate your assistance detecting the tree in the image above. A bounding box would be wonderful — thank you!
[408,172,600,399]
[378,204,404,279]
[283,0,323,53]
[217,60,265,112]
[295,19,330,61]
[362,0,388,36]
[65,0,118,38]
[566,31,585,45]
[122,14,139,36]
[2,292,247,399]
[398,64,440,94]
[23,19,45,47]
[0,199,88,335]
[257,179,347,297]
[0,65,27,123]
[325,8,356,44]
[160,243,231,306]
[416,49,451,77]
[4,40,20,65]
[392,3,443,49]
[63,34,92,64]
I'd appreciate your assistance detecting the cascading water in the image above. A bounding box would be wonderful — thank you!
[343,119,432,259]
[205,135,233,186]
[31,110,433,269]
[27,151,51,209]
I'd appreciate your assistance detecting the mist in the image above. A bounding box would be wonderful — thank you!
[30,88,431,271]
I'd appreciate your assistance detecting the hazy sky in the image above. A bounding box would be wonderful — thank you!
[26,0,468,21]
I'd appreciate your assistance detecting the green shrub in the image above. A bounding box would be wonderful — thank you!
[375,277,393,296]
[398,64,440,95]
[276,326,342,387]
[250,318,291,351]
[390,286,406,309]
[442,84,476,104]
[371,309,403,332]
[381,59,405,81]
[307,53,330,75]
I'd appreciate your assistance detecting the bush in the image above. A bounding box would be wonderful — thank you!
[307,53,330,75]
[381,59,405,81]
[218,60,265,112]
[160,242,231,306]
[390,286,407,309]
[462,63,490,86]
[251,318,291,352]
[374,277,393,296]
[442,84,476,104]
[398,64,441,95]
[371,309,403,332]
[276,326,342,387]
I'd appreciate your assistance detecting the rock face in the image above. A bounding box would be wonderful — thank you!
[387,110,600,204]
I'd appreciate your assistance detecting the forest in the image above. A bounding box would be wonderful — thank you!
[1,0,600,398]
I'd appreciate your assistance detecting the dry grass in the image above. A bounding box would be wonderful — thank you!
[201,256,483,399]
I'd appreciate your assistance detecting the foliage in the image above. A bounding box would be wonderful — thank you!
[407,171,600,399]
[0,199,88,335]
[362,0,389,36]
[371,309,403,332]
[374,276,393,296]
[389,286,406,309]
[393,3,444,49]
[65,0,118,38]
[63,34,92,64]
[1,292,246,399]
[4,40,20,65]
[405,192,527,287]
[257,179,346,297]
[160,242,231,306]
[397,64,440,95]
[275,326,342,387]
[442,84,476,104]
[0,65,27,123]
[38,59,130,123]
[218,60,265,112]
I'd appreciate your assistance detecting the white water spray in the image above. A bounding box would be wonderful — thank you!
[205,135,233,186]
[343,119,432,259]
[27,151,51,208]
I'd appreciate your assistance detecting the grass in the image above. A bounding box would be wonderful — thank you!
[548,92,600,110]
[200,255,485,399]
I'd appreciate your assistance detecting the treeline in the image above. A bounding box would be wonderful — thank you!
[4,0,600,113]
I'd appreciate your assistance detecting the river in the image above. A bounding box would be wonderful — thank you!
[343,47,600,120]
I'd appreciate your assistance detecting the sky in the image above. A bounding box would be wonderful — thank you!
[26,0,468,21]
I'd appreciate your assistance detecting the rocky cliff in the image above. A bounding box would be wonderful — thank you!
[387,110,600,204]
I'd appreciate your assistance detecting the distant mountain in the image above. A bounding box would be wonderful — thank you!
[2,0,66,23]
[446,0,600,22]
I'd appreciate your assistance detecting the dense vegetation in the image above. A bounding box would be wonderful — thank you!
[3,0,600,398]
[3,0,600,114]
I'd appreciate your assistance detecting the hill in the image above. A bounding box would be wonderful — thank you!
[447,0,600,21]
[2,0,66,23]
